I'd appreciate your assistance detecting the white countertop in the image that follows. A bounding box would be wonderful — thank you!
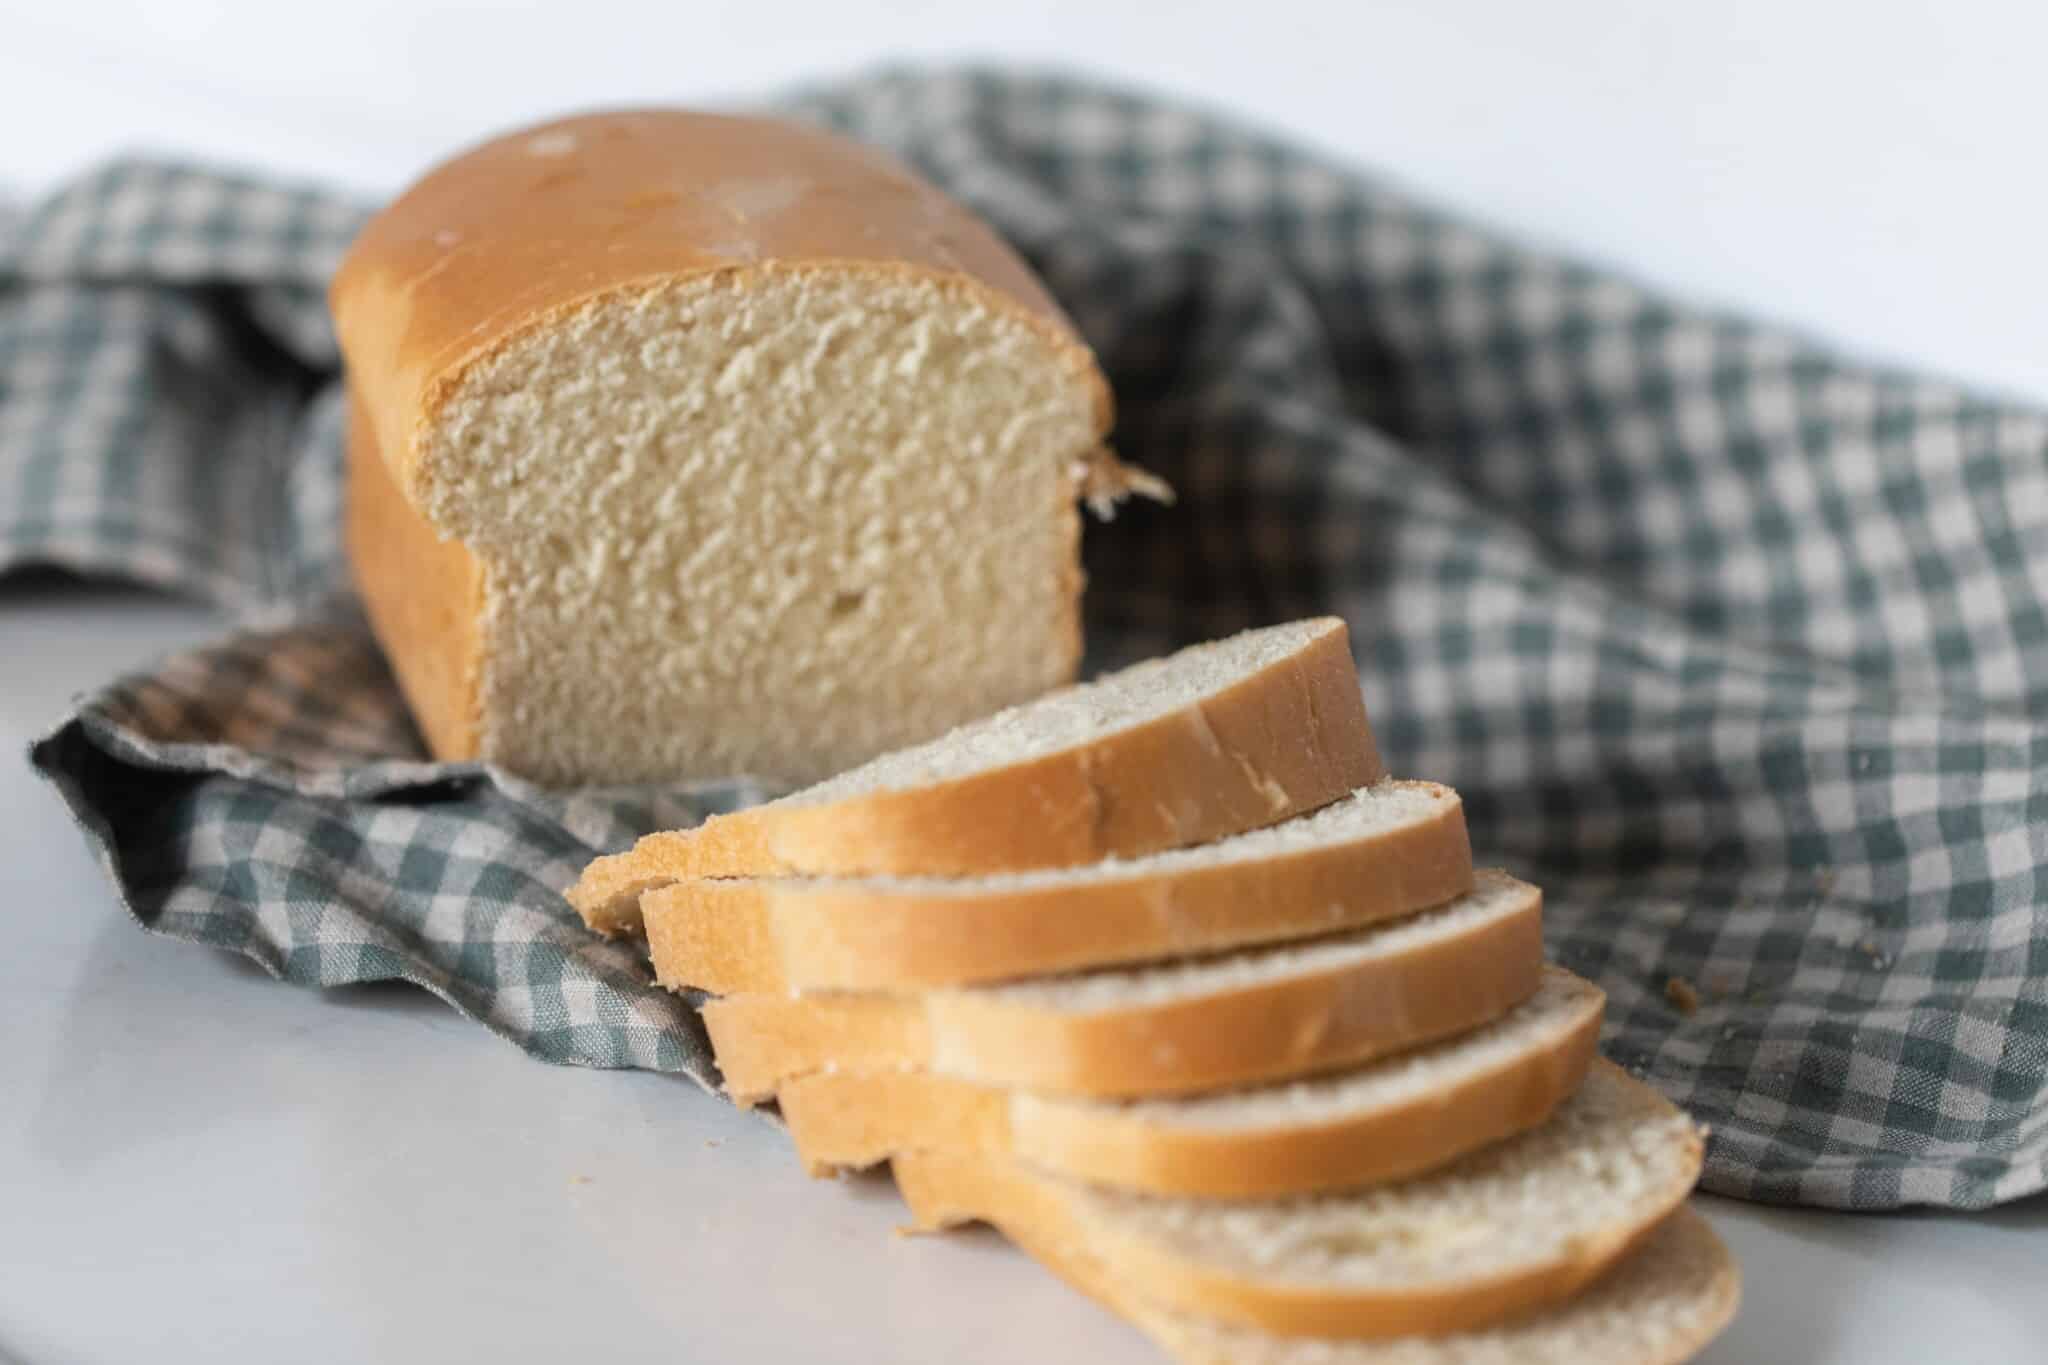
[3,587,2045,1364]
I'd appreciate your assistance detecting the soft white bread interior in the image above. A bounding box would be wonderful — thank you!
[890,1061,1706,1340]
[641,780,1472,991]
[570,617,1383,929]
[777,966,1603,1198]
[1002,1204,1737,1365]
[335,110,1153,787]
[703,870,1545,1102]
[425,271,1102,785]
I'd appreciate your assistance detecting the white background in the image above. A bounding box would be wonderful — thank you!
[4,0,2046,401]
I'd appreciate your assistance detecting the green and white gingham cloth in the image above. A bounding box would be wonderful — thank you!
[6,69,2045,1212]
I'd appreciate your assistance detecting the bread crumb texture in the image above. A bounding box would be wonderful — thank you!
[418,268,1097,784]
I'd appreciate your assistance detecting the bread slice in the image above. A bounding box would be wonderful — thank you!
[643,780,1471,992]
[891,1061,1705,1341]
[569,617,1382,934]
[704,870,1544,1103]
[779,966,1602,1198]
[1000,1204,1737,1365]
[335,110,1150,788]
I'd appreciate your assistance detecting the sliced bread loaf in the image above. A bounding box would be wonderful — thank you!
[570,617,1381,933]
[643,781,1471,992]
[336,110,1140,788]
[704,870,1543,1103]
[890,1060,1706,1341]
[779,966,1602,1198]
[1003,1204,1737,1365]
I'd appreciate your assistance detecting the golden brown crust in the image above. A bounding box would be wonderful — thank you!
[890,1061,1707,1341]
[700,875,1543,1103]
[641,781,1471,992]
[571,618,1383,931]
[344,387,484,760]
[329,109,1112,506]
[777,968,1602,1198]
[335,110,1118,786]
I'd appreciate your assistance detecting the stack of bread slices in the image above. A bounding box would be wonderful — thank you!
[569,618,1739,1363]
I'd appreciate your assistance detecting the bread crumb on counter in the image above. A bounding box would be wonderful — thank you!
[1664,976,1702,1016]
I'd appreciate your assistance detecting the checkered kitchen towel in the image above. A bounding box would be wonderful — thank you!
[8,69,2045,1211]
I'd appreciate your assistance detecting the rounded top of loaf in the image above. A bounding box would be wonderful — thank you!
[331,108,1110,490]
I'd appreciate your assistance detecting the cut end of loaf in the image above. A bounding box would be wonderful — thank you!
[416,266,1105,785]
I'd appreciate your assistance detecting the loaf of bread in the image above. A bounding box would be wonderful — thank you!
[567,618,1738,1361]
[333,110,1159,786]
